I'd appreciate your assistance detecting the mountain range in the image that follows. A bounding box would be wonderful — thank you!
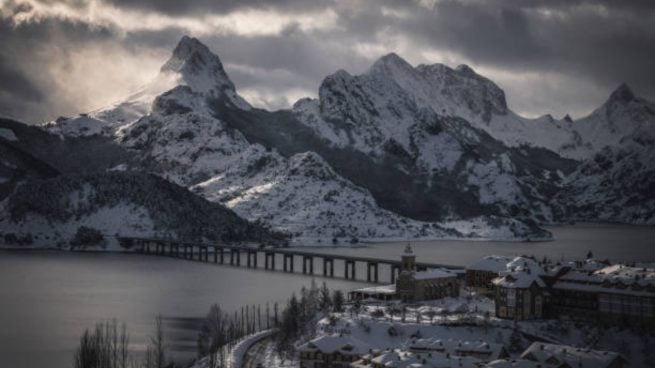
[1,36,653,247]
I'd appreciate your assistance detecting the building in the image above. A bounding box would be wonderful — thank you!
[466,255,513,293]
[353,342,626,368]
[491,256,546,320]
[298,335,373,368]
[408,338,509,361]
[350,244,459,303]
[518,342,627,368]
[488,255,655,326]
[352,349,482,368]
[549,264,655,326]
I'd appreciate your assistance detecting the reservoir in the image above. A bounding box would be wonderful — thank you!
[0,225,653,368]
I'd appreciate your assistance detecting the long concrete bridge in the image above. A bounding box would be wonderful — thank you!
[117,237,464,284]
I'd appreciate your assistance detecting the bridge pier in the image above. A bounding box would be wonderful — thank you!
[302,256,314,274]
[203,247,209,262]
[219,247,225,264]
[230,249,241,266]
[344,260,356,280]
[367,262,379,283]
[283,254,294,272]
[323,258,334,278]
[265,252,275,270]
[247,250,258,268]
[391,264,400,283]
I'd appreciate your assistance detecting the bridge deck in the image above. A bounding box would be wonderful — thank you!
[118,237,464,271]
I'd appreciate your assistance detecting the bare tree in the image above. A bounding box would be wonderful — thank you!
[151,315,166,368]
[199,304,228,368]
[74,320,130,368]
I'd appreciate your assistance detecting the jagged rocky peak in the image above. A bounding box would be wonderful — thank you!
[159,36,236,94]
[455,64,475,75]
[369,52,415,75]
[607,83,636,104]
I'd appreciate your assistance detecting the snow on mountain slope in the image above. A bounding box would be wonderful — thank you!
[113,38,551,242]
[192,149,547,243]
[556,141,655,224]
[292,54,575,222]
[293,54,511,157]
[0,171,281,248]
[28,36,654,242]
[295,53,653,162]
[43,36,250,138]
[484,84,655,160]
[569,84,655,154]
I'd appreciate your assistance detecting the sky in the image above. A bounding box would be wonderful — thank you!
[0,0,654,123]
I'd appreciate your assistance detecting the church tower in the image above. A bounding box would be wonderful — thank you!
[401,243,416,272]
[397,243,417,302]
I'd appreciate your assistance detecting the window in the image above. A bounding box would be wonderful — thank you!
[507,289,516,307]
[599,294,611,312]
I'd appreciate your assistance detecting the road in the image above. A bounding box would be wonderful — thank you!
[242,336,273,368]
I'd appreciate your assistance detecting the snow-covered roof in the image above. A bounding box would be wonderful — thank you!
[353,349,481,368]
[468,255,513,273]
[519,342,624,368]
[298,335,373,356]
[483,359,542,368]
[353,284,397,295]
[491,256,548,289]
[553,264,655,296]
[492,271,545,289]
[409,338,506,361]
[415,268,457,280]
[506,256,544,275]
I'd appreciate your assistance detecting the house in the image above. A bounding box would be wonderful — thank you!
[298,335,373,368]
[408,338,509,361]
[352,349,482,368]
[350,244,459,303]
[491,257,546,320]
[518,342,628,368]
[466,255,513,293]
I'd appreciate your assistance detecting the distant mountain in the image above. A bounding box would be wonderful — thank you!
[0,171,285,248]
[17,36,655,244]
[0,119,283,248]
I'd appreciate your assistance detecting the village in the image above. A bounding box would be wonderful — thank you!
[290,245,654,368]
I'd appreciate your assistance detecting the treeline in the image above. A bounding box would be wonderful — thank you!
[73,317,168,368]
[7,171,289,244]
[275,281,345,361]
[74,283,345,368]
[197,302,278,368]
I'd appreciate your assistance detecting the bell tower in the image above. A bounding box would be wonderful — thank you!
[401,243,416,272]
[397,243,417,302]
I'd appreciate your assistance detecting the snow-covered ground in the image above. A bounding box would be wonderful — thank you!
[298,296,652,368]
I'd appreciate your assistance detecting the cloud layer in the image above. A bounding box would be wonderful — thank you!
[1,0,654,123]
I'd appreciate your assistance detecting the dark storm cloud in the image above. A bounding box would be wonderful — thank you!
[1,0,654,122]
[0,54,43,102]
[393,0,655,88]
[100,0,334,15]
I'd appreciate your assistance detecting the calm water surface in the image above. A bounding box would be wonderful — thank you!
[0,251,366,368]
[1,225,654,368]
[304,224,655,265]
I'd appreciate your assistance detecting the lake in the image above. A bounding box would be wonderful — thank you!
[0,225,653,368]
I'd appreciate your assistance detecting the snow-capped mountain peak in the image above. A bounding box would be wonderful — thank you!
[43,36,250,138]
[160,36,236,95]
